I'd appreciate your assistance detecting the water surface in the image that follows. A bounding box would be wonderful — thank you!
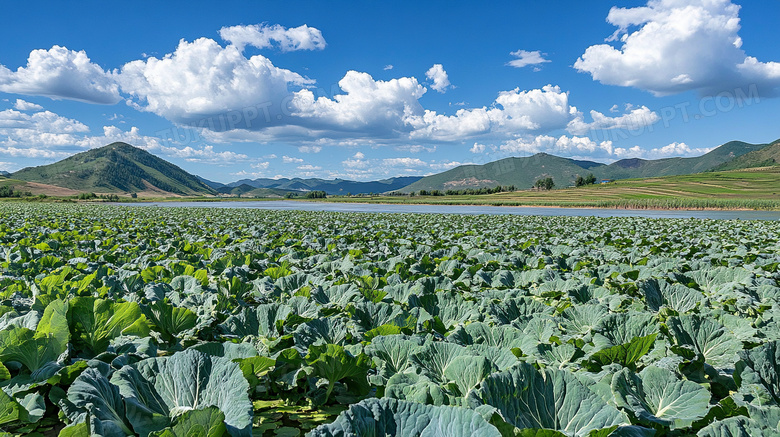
[119,200,780,220]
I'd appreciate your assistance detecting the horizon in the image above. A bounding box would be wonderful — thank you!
[1,1,779,183]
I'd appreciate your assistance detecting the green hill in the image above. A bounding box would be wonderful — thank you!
[400,140,771,192]
[217,184,297,198]
[709,139,780,171]
[595,140,769,179]
[399,153,602,192]
[11,142,215,195]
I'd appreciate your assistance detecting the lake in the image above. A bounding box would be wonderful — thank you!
[119,200,780,220]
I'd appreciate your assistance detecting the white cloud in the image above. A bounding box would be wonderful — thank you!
[297,164,321,170]
[218,24,326,52]
[291,71,425,137]
[574,0,780,96]
[0,109,89,150]
[251,161,270,169]
[0,46,121,104]
[384,65,394,71]
[13,99,43,111]
[118,37,314,127]
[408,85,574,141]
[298,145,321,153]
[567,106,660,135]
[492,135,713,162]
[429,161,467,170]
[499,135,615,158]
[395,144,435,153]
[282,155,304,163]
[507,50,551,68]
[0,161,14,171]
[470,143,486,153]
[0,146,70,159]
[425,64,451,93]
[342,151,369,169]
[158,144,247,164]
[642,142,712,159]
[382,157,427,167]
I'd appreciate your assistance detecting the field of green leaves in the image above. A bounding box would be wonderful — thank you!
[1,203,780,436]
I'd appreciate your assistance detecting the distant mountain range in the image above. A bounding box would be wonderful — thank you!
[208,176,423,195]
[400,140,777,192]
[6,139,780,197]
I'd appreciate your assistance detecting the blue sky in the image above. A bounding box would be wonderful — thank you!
[1,0,779,183]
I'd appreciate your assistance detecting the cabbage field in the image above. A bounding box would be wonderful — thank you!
[1,203,780,436]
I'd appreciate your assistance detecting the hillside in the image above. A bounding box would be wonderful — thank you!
[400,153,602,193]
[216,184,297,198]
[11,143,216,196]
[709,140,780,171]
[336,166,780,210]
[231,176,423,195]
[595,140,769,180]
[400,140,770,192]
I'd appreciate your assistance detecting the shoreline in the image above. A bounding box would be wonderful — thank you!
[115,198,777,213]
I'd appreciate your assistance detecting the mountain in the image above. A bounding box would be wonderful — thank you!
[217,184,297,197]
[595,140,769,180]
[709,139,780,171]
[399,153,604,192]
[400,140,771,192]
[197,176,226,189]
[0,171,10,177]
[230,176,423,195]
[12,142,216,196]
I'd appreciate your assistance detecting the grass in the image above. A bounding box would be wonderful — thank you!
[315,167,780,210]
[4,167,780,210]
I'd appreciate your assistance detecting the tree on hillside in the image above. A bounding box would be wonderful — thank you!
[575,173,597,187]
[306,190,327,199]
[534,177,555,190]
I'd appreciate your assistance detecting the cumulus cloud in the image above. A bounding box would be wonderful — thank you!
[219,23,326,52]
[470,143,486,154]
[507,50,550,68]
[425,64,451,93]
[395,144,435,153]
[118,37,314,127]
[567,106,660,135]
[408,85,575,141]
[0,109,89,150]
[574,0,780,96]
[13,99,43,111]
[0,146,70,159]
[382,157,427,167]
[641,142,712,159]
[282,155,304,163]
[499,135,615,158]
[0,46,121,104]
[251,161,270,169]
[338,152,472,180]
[298,145,321,153]
[297,164,321,170]
[291,71,426,137]
[492,134,712,162]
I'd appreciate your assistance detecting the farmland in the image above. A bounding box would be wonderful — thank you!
[1,203,780,436]
[324,167,780,211]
